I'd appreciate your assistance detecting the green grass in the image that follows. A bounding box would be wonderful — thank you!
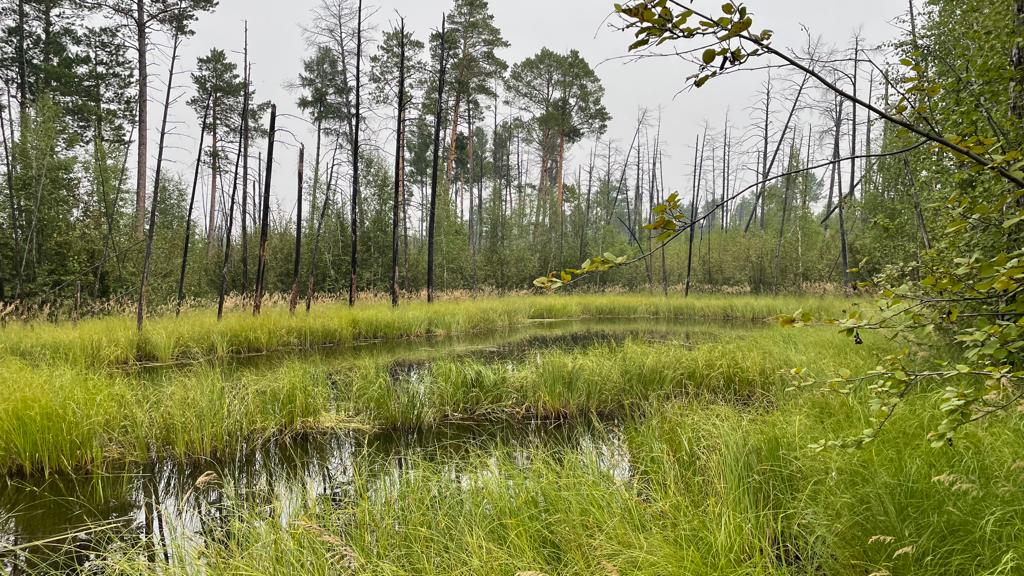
[0,320,885,476]
[0,294,850,368]
[341,324,888,427]
[4,295,1021,575]
[95,397,1024,576]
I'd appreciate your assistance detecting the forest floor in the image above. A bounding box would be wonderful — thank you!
[1,294,1021,575]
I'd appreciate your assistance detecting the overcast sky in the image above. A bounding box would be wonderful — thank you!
[157,0,906,218]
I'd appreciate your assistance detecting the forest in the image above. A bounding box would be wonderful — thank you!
[0,0,1023,574]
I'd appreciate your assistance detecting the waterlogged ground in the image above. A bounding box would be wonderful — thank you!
[1,297,1022,576]
[0,318,708,573]
[2,422,632,574]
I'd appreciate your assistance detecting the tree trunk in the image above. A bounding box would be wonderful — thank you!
[308,119,322,270]
[637,133,653,286]
[468,106,480,288]
[306,140,339,312]
[579,147,594,261]
[391,21,406,308]
[208,104,219,255]
[253,104,277,316]
[289,145,305,314]
[685,133,704,297]
[16,0,27,108]
[832,100,851,288]
[427,15,448,304]
[848,39,859,213]
[446,43,466,181]
[659,149,668,295]
[745,74,808,233]
[217,110,246,321]
[904,156,931,250]
[1,100,18,300]
[134,0,147,238]
[175,94,211,316]
[758,77,771,231]
[137,30,179,331]
[241,27,250,294]
[775,135,795,286]
[348,0,363,308]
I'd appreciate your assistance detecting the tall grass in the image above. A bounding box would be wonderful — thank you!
[0,359,337,475]
[96,397,1024,576]
[0,322,883,476]
[0,294,851,368]
[342,325,889,427]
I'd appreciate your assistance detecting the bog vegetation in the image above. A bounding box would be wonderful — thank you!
[0,0,1023,574]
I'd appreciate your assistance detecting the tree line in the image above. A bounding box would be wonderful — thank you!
[0,0,1015,323]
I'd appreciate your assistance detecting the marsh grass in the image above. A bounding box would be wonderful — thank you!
[94,397,1024,576]
[0,294,850,368]
[17,294,1013,576]
[0,319,883,476]
[342,325,889,427]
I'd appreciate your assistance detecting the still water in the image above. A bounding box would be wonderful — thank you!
[0,318,739,573]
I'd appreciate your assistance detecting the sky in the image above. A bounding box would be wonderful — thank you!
[156,0,907,218]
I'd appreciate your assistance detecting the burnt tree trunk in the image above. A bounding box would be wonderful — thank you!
[391,21,406,308]
[253,104,277,316]
[427,15,448,304]
[241,27,251,294]
[348,0,363,307]
[289,145,305,314]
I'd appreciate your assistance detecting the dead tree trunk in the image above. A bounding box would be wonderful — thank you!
[659,149,669,295]
[175,94,211,316]
[848,38,860,211]
[579,147,595,261]
[241,29,251,294]
[207,101,219,256]
[390,20,406,308]
[253,104,277,316]
[217,114,246,321]
[348,0,363,308]
[306,140,340,312]
[427,15,448,304]
[289,145,305,314]
[685,132,705,297]
[745,74,808,233]
[774,133,796,286]
[137,30,179,331]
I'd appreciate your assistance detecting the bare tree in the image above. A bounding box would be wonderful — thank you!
[427,15,448,304]
[348,0,363,307]
[137,29,181,331]
[390,19,407,308]
[289,145,305,314]
[175,94,211,316]
[253,104,277,316]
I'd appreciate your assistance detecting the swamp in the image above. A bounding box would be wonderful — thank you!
[1,0,1023,574]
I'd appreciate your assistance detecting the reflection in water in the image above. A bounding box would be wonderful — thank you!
[1,423,628,572]
[0,318,739,572]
